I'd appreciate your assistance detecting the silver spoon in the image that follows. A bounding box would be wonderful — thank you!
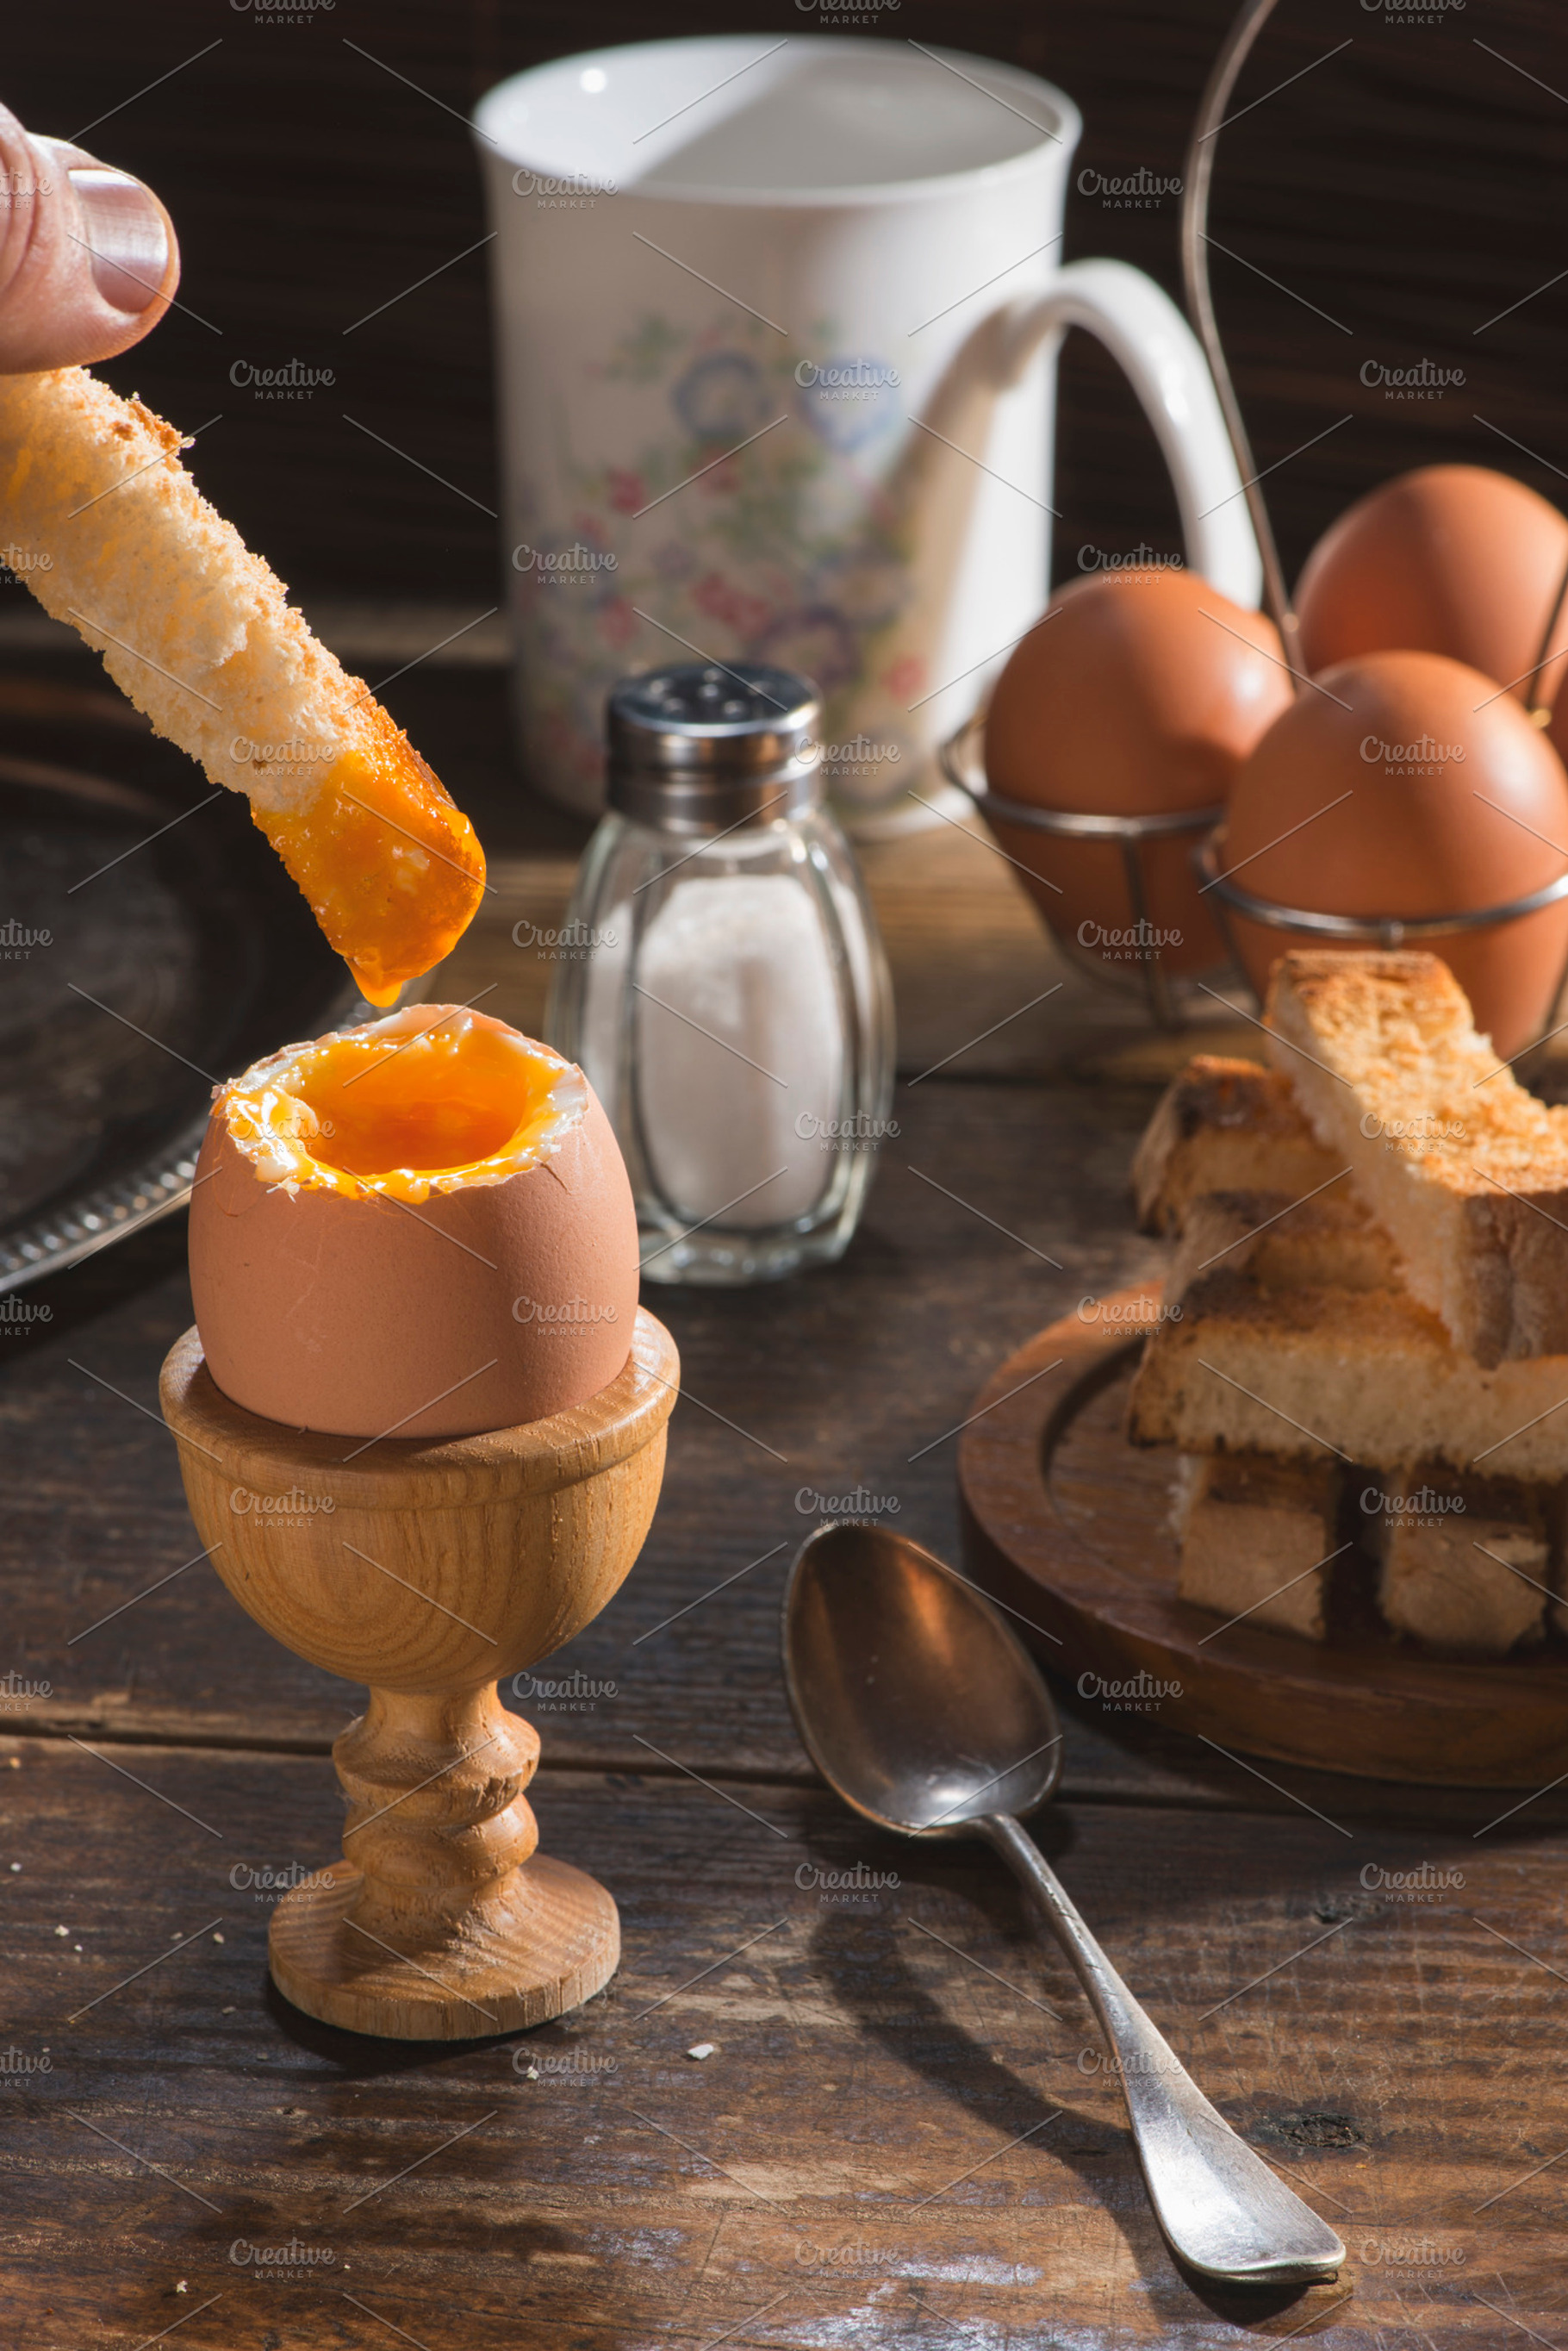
[781,1522,1346,2288]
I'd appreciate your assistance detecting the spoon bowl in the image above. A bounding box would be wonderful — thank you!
[782,1520,1062,1835]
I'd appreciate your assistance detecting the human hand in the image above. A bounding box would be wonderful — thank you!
[0,102,178,373]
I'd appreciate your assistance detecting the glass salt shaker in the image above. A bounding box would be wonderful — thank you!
[547,661,894,1284]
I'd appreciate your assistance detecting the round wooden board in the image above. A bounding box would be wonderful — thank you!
[958,1286,1568,1788]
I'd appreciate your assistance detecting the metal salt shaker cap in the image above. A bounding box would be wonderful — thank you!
[607,663,822,833]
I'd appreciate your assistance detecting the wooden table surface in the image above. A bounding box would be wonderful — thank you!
[5,660,1568,2351]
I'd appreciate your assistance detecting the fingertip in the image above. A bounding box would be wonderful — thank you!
[69,166,176,320]
[0,137,181,373]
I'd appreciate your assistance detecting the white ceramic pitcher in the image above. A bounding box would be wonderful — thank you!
[475,35,1260,824]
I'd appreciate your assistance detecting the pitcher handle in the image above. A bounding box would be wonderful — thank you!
[997,258,1262,609]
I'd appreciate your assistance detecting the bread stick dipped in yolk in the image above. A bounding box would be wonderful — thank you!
[252,702,484,1007]
[0,366,484,1001]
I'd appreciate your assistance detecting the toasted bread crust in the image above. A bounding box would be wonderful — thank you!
[1266,951,1568,1363]
[1173,1450,1337,1641]
[1132,1055,1340,1232]
[1133,995,1568,1649]
[1129,1265,1568,1480]
[1166,1187,1403,1302]
[1368,1471,1546,1654]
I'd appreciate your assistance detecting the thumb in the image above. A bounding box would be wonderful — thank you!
[0,106,179,373]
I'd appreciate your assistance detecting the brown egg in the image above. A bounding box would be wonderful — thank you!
[1544,676,1568,777]
[1220,650,1568,1057]
[189,1006,640,1438]
[1296,466,1568,708]
[982,568,1293,977]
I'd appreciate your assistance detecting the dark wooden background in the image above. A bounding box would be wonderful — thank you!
[4,0,1567,609]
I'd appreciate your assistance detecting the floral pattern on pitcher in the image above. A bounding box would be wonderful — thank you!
[507,311,924,807]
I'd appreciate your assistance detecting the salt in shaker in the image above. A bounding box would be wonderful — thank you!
[547,662,894,1283]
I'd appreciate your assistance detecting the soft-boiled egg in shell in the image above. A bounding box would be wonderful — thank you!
[189,1006,640,1439]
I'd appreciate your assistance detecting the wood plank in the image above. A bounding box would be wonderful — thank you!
[3,1736,1565,2348]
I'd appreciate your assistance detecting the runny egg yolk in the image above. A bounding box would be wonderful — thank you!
[216,1008,585,1205]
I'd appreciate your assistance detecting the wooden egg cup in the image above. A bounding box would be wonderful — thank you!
[159,1308,677,2041]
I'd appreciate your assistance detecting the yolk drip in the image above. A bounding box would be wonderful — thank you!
[253,702,486,1007]
[219,1009,584,1204]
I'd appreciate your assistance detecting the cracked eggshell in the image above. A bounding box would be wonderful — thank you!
[188,1069,639,1440]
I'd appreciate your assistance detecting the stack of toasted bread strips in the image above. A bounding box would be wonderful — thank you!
[1129,950,1568,1656]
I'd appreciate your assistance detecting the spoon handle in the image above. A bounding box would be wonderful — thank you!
[980,1812,1345,2287]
